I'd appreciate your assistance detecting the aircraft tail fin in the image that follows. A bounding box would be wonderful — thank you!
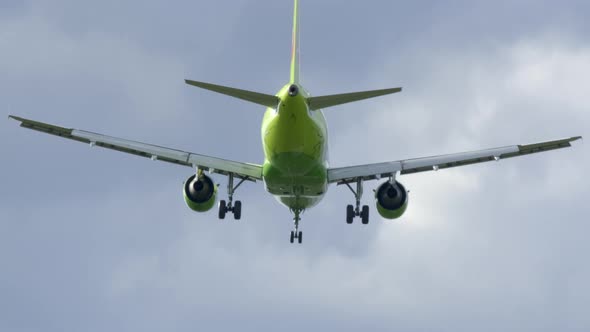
[185,79,279,108]
[290,0,300,84]
[307,87,402,111]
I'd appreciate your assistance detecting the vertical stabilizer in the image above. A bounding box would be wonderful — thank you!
[290,0,300,84]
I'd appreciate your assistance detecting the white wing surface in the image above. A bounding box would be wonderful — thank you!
[9,116,262,181]
[328,137,582,184]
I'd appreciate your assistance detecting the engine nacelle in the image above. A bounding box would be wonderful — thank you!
[375,181,409,220]
[183,174,217,212]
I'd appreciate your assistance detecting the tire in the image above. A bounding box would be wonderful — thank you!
[218,200,227,219]
[361,205,369,225]
[233,200,242,220]
[290,231,295,243]
[298,231,303,244]
[346,205,354,224]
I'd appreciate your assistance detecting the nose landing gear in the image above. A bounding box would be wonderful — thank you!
[290,209,303,244]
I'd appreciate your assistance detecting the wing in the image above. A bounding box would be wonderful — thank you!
[328,137,582,184]
[9,115,262,181]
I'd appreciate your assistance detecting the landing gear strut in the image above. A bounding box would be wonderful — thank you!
[345,179,369,224]
[290,209,303,244]
[218,173,245,220]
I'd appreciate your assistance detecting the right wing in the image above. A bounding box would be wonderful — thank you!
[9,115,262,181]
[328,136,582,184]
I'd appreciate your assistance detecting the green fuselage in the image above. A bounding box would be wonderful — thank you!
[261,83,329,211]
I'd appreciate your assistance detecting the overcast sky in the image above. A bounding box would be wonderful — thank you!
[1,0,588,331]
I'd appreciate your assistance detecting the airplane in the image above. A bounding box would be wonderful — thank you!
[8,0,581,244]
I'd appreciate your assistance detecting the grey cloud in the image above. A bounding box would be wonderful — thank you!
[1,1,589,331]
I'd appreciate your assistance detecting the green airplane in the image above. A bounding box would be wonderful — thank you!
[9,0,581,244]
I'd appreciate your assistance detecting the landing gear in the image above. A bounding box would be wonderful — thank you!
[345,179,370,225]
[290,210,303,244]
[218,173,245,220]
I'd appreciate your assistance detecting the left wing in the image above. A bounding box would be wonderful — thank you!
[8,115,262,181]
[328,137,582,184]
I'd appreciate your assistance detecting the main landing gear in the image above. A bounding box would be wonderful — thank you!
[345,179,369,225]
[290,209,303,244]
[218,173,246,220]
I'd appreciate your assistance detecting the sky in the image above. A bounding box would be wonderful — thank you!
[0,0,588,331]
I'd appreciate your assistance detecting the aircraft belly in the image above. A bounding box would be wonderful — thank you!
[277,195,323,210]
[263,152,327,210]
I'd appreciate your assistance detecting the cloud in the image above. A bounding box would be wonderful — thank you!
[1,1,589,331]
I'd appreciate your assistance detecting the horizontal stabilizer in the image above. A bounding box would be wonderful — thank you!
[307,87,402,111]
[185,79,280,109]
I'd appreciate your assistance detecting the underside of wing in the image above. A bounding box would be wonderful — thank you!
[328,136,582,184]
[9,115,262,181]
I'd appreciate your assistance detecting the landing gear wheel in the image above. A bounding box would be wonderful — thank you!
[218,200,227,219]
[298,231,303,244]
[290,231,295,244]
[361,205,369,225]
[346,205,354,224]
[233,200,242,220]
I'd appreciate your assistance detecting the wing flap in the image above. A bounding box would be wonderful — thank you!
[399,146,518,175]
[9,115,263,180]
[327,161,402,183]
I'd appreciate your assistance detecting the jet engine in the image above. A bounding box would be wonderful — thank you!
[183,174,217,212]
[375,181,409,219]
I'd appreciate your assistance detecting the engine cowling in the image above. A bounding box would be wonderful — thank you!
[183,174,217,212]
[375,181,409,219]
